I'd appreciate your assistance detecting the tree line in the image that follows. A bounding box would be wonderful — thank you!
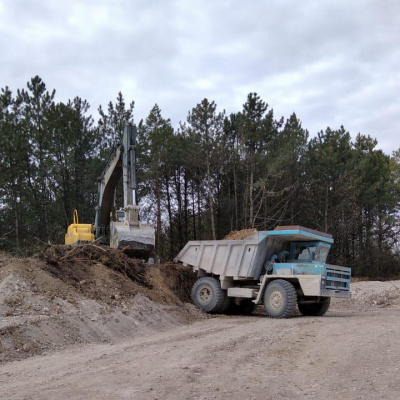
[1,76,399,277]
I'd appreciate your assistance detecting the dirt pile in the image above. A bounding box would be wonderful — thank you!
[41,244,147,287]
[351,280,400,306]
[223,229,257,240]
[145,262,198,304]
[329,280,400,314]
[0,248,204,363]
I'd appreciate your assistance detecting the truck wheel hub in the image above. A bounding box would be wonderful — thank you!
[270,291,283,309]
[199,287,211,304]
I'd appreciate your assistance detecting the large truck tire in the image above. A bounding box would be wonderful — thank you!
[191,277,227,313]
[264,279,297,318]
[298,297,330,316]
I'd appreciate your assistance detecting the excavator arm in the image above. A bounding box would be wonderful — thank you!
[95,124,155,259]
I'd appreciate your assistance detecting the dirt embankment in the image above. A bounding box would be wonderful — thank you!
[0,247,204,363]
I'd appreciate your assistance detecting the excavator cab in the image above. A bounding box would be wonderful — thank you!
[116,210,124,222]
[65,210,95,246]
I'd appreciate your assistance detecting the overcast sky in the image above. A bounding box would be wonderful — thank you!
[1,0,399,154]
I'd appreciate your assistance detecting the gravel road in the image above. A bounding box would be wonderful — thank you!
[1,306,399,400]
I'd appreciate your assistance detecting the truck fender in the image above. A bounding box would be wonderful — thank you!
[254,275,300,305]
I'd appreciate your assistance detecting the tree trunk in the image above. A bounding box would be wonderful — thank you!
[14,204,19,249]
[175,169,183,249]
[206,153,216,240]
[191,181,196,240]
[156,171,162,255]
[234,157,238,230]
[197,181,202,240]
[249,154,254,227]
[184,167,189,243]
[324,184,329,233]
[165,174,173,258]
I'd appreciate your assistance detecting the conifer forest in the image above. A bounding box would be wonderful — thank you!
[1,76,399,277]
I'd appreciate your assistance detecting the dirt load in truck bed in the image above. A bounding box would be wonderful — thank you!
[223,229,257,240]
[0,247,203,363]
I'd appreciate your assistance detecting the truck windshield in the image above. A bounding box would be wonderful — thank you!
[291,242,330,262]
[313,245,330,262]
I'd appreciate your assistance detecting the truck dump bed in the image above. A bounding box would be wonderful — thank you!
[175,226,334,280]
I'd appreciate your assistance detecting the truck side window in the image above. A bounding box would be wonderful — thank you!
[298,247,309,260]
[294,245,308,260]
[309,246,317,260]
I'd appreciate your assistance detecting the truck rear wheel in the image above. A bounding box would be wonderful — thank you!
[264,280,297,318]
[191,277,226,313]
[298,298,330,316]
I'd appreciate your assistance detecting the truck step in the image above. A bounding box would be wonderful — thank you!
[227,288,257,298]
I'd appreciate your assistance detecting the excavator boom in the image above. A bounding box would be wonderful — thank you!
[95,124,155,259]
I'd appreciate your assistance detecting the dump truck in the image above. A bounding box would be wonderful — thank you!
[175,226,351,318]
[65,123,155,260]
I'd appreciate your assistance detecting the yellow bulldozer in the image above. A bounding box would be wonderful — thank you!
[65,209,95,245]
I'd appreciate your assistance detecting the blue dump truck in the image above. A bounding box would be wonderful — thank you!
[175,226,351,318]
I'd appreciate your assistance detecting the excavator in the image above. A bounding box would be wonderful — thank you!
[65,123,155,260]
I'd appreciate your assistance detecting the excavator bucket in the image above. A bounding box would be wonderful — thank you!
[95,202,156,260]
[109,206,155,259]
[110,222,155,259]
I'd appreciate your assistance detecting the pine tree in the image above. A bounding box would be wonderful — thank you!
[98,92,135,149]
[138,104,174,256]
[187,98,225,239]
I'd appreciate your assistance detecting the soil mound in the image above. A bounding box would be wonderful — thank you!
[353,280,400,306]
[41,244,147,286]
[332,280,400,312]
[223,229,257,240]
[145,262,197,304]
[0,248,203,363]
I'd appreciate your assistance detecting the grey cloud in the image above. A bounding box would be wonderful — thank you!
[1,0,399,153]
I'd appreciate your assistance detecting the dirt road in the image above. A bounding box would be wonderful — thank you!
[1,306,399,400]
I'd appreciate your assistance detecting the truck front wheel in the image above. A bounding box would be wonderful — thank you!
[298,298,330,316]
[264,280,297,318]
[191,277,227,313]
